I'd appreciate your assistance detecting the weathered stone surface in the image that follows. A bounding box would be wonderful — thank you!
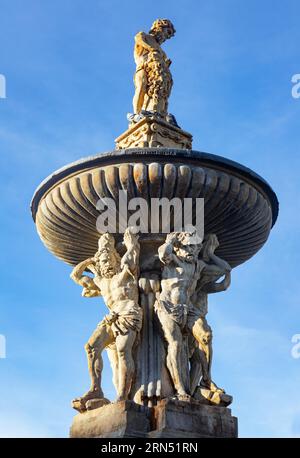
[31,18,278,440]
[70,401,151,438]
[115,116,193,150]
[156,231,231,400]
[132,19,175,119]
[150,398,238,438]
[194,387,233,407]
[73,396,110,413]
[86,398,110,411]
[70,228,142,412]
[70,399,237,438]
[69,227,233,408]
[31,149,278,269]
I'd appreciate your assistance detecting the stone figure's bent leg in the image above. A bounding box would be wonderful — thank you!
[157,308,188,397]
[115,330,137,401]
[133,69,147,114]
[73,321,114,409]
[190,317,223,393]
[106,343,119,394]
[189,346,203,396]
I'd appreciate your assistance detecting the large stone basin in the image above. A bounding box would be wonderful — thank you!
[31,148,278,269]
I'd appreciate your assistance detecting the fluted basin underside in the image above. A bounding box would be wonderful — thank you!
[31,148,278,268]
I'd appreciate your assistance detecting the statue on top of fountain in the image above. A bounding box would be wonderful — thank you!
[116,19,193,149]
[128,18,178,127]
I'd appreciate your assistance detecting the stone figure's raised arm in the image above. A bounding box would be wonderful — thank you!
[120,227,140,278]
[209,252,231,274]
[201,270,231,294]
[202,234,231,275]
[198,234,232,294]
[202,254,231,281]
[70,257,101,298]
[158,233,179,265]
[70,258,96,285]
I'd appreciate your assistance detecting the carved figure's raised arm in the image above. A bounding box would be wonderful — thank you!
[158,241,176,265]
[70,258,96,286]
[201,234,231,278]
[201,271,231,294]
[70,257,102,298]
[121,228,140,277]
[209,253,231,274]
[202,255,231,279]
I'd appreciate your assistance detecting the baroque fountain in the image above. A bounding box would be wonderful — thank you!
[31,19,278,438]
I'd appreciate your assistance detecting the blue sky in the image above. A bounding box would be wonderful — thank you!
[0,0,300,437]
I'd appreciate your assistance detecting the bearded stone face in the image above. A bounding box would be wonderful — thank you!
[174,243,199,263]
[98,250,119,278]
[155,26,174,44]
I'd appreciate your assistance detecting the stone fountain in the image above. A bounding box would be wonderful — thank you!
[31,19,278,438]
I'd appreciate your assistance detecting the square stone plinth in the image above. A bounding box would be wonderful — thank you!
[70,399,238,438]
[150,398,238,438]
[70,401,151,438]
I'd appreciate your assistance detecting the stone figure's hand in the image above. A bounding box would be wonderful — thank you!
[123,227,139,248]
[158,240,175,264]
[165,232,178,246]
[80,276,100,298]
[82,287,100,298]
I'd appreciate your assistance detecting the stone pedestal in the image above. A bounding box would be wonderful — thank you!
[70,401,151,438]
[70,399,238,438]
[150,399,238,438]
[115,116,193,149]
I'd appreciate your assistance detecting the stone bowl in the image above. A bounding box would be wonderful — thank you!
[31,148,278,269]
